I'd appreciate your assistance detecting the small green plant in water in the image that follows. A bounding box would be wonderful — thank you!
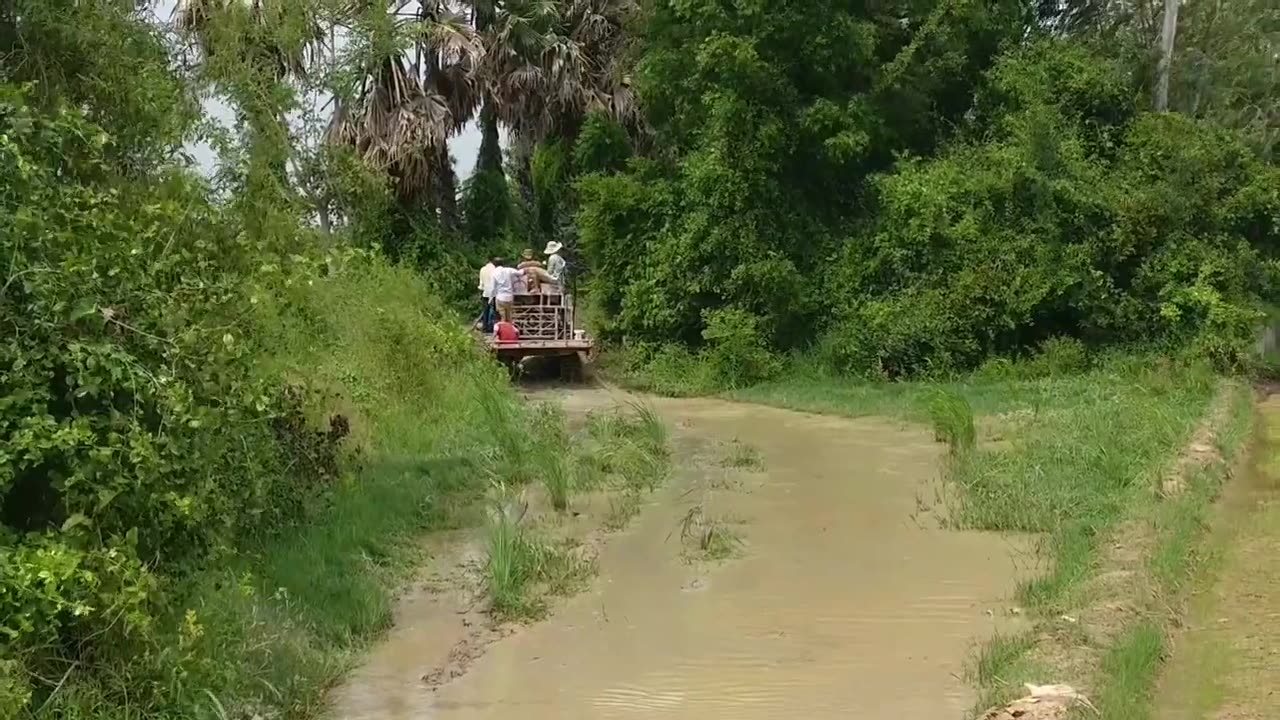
[719,438,764,470]
[540,453,572,512]
[483,489,592,620]
[485,495,536,618]
[679,504,742,561]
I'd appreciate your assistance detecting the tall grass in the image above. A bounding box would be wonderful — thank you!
[925,389,975,455]
[1093,622,1166,720]
[34,258,579,719]
[483,489,593,621]
[485,497,536,618]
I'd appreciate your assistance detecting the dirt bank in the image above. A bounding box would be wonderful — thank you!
[329,388,1026,719]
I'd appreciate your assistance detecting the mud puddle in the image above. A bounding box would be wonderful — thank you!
[331,389,1026,719]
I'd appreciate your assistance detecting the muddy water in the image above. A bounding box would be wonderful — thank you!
[331,390,1024,719]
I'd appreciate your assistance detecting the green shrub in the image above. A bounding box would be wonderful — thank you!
[574,111,632,175]
[700,308,782,389]
[0,88,327,704]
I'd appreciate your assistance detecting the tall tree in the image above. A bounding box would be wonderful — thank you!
[1154,0,1180,110]
[326,1,479,215]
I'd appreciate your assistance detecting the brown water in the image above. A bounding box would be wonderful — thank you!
[330,390,1025,719]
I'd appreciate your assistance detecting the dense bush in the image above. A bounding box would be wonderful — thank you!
[0,84,358,712]
[823,42,1280,376]
[576,0,1028,355]
[585,31,1280,380]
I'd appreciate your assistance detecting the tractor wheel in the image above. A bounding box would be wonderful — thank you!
[558,353,585,383]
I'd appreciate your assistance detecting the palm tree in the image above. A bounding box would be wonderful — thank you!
[468,0,636,222]
[325,0,481,231]
[174,0,324,83]
[493,0,638,144]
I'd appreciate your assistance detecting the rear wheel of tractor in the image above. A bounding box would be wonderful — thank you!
[558,353,584,383]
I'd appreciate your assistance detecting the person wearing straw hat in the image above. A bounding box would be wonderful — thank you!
[517,248,545,293]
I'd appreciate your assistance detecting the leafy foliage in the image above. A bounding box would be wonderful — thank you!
[826,42,1280,376]
[0,84,347,710]
[588,27,1280,379]
[577,0,1030,355]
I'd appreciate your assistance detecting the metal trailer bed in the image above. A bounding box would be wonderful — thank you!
[486,291,594,379]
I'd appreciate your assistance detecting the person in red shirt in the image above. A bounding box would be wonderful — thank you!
[493,319,519,343]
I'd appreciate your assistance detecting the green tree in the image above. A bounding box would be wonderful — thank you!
[577,0,1029,349]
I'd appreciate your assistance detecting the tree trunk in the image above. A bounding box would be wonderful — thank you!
[510,131,536,217]
[0,0,16,62]
[435,145,462,234]
[476,96,503,176]
[1155,0,1180,111]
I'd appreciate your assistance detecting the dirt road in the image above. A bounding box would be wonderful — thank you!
[1156,395,1280,720]
[330,389,1025,719]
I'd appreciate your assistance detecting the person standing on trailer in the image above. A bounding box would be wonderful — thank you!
[544,241,566,287]
[489,257,522,323]
[477,256,497,332]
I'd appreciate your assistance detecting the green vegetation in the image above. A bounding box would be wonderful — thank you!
[580,4,1279,382]
[484,494,592,621]
[678,503,742,562]
[3,0,1277,717]
[718,439,764,471]
[732,354,1255,715]
[924,390,976,457]
[1094,622,1166,720]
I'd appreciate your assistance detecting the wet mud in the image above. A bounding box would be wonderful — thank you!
[330,389,1025,719]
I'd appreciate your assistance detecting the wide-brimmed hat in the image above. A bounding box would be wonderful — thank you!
[543,241,563,255]
[521,248,535,259]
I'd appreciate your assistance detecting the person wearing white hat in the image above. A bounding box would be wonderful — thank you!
[525,241,566,293]
[544,241,566,283]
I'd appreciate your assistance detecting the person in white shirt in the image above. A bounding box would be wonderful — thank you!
[489,257,523,322]
[477,257,497,332]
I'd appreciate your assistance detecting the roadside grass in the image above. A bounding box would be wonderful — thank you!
[484,401,672,617]
[968,631,1043,711]
[1093,622,1165,720]
[724,353,1254,715]
[925,389,976,456]
[32,262,662,719]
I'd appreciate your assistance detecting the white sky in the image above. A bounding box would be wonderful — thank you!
[155,0,485,178]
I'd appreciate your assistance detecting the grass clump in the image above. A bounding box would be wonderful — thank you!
[678,503,742,561]
[967,631,1042,712]
[925,389,976,456]
[1093,622,1165,720]
[719,438,764,470]
[539,453,573,512]
[484,492,592,621]
[584,402,671,493]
